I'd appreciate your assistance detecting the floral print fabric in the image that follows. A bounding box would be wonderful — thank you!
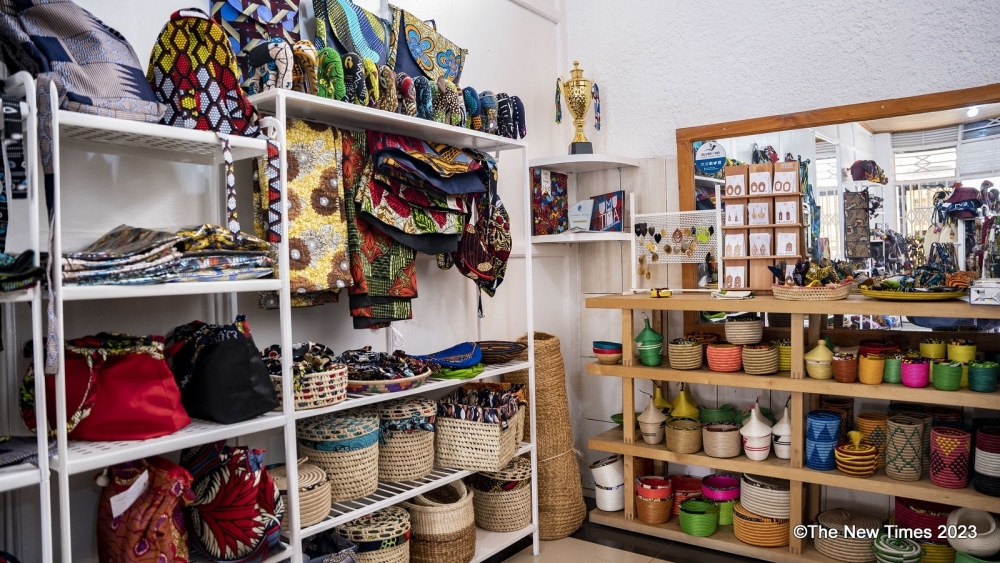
[335,347,435,381]
[437,382,525,429]
[357,177,464,236]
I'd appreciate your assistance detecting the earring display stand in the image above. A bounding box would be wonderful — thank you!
[721,164,805,292]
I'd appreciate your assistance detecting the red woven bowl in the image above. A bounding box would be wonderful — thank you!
[702,475,741,501]
[707,344,744,372]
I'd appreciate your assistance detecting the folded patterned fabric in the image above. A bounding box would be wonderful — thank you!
[0,251,44,292]
[0,435,54,468]
[437,382,525,428]
[374,173,468,212]
[261,342,340,377]
[368,131,487,195]
[358,177,464,237]
[336,347,436,381]
[358,213,460,255]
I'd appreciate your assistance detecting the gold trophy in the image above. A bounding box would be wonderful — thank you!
[559,61,595,154]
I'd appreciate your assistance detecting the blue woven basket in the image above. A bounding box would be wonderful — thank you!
[806,438,838,470]
[807,410,843,442]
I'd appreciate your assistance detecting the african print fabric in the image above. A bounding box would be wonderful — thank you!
[438,382,525,429]
[210,0,301,87]
[368,131,486,195]
[291,40,319,94]
[244,37,294,95]
[398,8,467,84]
[0,251,43,292]
[317,47,346,100]
[314,0,391,65]
[358,177,464,236]
[335,347,434,381]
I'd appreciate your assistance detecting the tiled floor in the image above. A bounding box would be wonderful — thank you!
[505,537,671,563]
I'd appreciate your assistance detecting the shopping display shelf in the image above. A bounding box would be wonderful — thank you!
[58,110,268,163]
[294,360,531,420]
[532,231,631,244]
[59,279,282,301]
[250,89,526,152]
[189,542,291,563]
[470,525,536,563]
[527,154,639,174]
[301,442,533,538]
[56,413,286,476]
[586,361,1000,410]
[588,509,829,563]
[0,463,42,494]
[590,427,1000,512]
[0,287,36,303]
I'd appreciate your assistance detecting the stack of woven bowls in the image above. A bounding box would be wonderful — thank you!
[702,475,739,525]
[742,345,779,375]
[930,427,972,489]
[772,339,792,372]
[269,461,332,536]
[636,476,674,525]
[739,474,790,522]
[919,541,956,563]
[974,427,1000,497]
[872,535,923,563]
[901,357,931,388]
[725,317,762,345]
[948,508,1000,559]
[669,475,703,517]
[378,398,437,482]
[813,509,882,562]
[885,416,924,481]
[895,498,955,545]
[335,506,411,563]
[856,413,889,469]
[806,410,842,470]
[668,338,704,370]
[297,407,380,501]
[832,353,859,383]
[821,397,855,442]
[678,499,719,537]
[665,418,703,454]
[702,422,742,459]
[706,343,743,372]
[969,360,999,393]
[835,430,878,478]
[732,502,788,547]
[590,455,625,512]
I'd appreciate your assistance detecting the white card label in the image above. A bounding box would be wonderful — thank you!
[541,170,551,194]
[110,469,149,519]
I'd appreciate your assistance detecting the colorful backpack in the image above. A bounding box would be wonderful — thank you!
[147,8,282,245]
[182,441,284,563]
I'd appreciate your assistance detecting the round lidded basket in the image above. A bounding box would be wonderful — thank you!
[335,505,411,563]
[665,418,703,454]
[297,407,380,502]
[468,456,532,533]
[742,345,779,375]
[269,461,332,536]
[706,343,743,372]
[635,494,674,525]
[725,317,763,345]
[832,353,859,383]
[403,480,476,563]
[668,339,704,370]
[835,431,878,478]
[702,422,742,458]
[813,508,882,562]
[858,354,886,385]
[378,397,437,482]
[678,499,719,537]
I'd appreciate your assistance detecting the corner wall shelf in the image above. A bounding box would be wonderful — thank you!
[532,231,630,244]
[528,154,639,174]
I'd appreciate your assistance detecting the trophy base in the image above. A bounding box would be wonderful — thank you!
[569,142,593,155]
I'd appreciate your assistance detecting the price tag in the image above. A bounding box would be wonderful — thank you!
[110,469,149,518]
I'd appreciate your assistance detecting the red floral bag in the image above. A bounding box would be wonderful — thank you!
[20,334,191,441]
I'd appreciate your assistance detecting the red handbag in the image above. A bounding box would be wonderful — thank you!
[20,333,191,441]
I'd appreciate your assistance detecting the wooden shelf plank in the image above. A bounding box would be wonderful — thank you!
[584,361,1000,410]
[590,428,1000,512]
[584,293,1000,319]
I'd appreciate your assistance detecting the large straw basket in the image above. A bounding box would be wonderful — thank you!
[703,423,742,458]
[636,494,674,525]
[269,461,332,536]
[468,456,532,533]
[403,481,476,563]
[297,408,380,502]
[725,318,763,345]
[665,418,703,454]
[772,281,852,301]
[271,364,349,411]
[733,502,790,548]
[437,408,523,473]
[335,506,411,563]
[668,339,704,370]
[742,345,779,375]
[379,398,436,482]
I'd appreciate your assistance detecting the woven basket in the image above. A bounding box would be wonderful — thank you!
[930,427,971,489]
[813,509,880,562]
[969,361,999,393]
[725,319,763,345]
[858,355,885,385]
[271,364,349,411]
[668,340,704,370]
[707,343,743,372]
[379,398,436,482]
[269,461,332,536]
[856,413,889,469]
[476,340,527,364]
[703,423,742,458]
[901,359,930,388]
[665,418,703,454]
[678,499,719,537]
[468,456,532,532]
[403,481,476,563]
[636,494,674,525]
[773,340,792,372]
[948,340,977,363]
[437,408,524,473]
[699,404,736,424]
[669,475,703,517]
[806,360,833,380]
[832,354,859,383]
[298,408,381,502]
[733,502,790,548]
[742,345,779,375]
[859,340,899,357]
[772,281,852,301]
[885,416,923,482]
[299,442,379,502]
[932,361,963,391]
[920,339,947,360]
[335,506,411,563]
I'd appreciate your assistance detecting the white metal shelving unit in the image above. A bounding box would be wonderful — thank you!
[250,88,540,560]
[44,85,299,563]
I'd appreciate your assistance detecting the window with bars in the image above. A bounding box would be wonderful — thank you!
[894,147,958,182]
[815,156,841,258]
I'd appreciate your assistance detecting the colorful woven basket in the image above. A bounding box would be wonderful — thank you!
[297,407,381,502]
[699,404,736,423]
[969,361,999,393]
[901,358,930,388]
[668,339,704,370]
[858,354,886,385]
[920,338,947,360]
[883,355,904,384]
[885,416,924,481]
[732,502,789,548]
[860,339,899,357]
[947,339,977,363]
[706,343,743,372]
[724,318,762,345]
[930,427,971,489]
[378,398,436,482]
[813,508,881,562]
[932,361,963,391]
[476,341,527,364]
[335,506,411,563]
[678,499,719,537]
[669,475,704,517]
[773,340,792,372]
[742,345,779,375]
[856,413,889,469]
[665,418,703,454]
[821,397,854,442]
[832,354,859,383]
[635,494,674,525]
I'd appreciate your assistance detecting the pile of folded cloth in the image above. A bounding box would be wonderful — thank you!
[0,250,44,292]
[61,224,273,285]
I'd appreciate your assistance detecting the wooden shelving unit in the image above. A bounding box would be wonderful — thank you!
[585,292,1000,559]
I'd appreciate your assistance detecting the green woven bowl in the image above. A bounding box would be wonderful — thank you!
[699,404,736,423]
[678,499,719,537]
[611,412,643,428]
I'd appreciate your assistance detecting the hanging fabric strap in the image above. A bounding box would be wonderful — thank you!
[513,95,526,139]
[554,78,562,124]
[592,82,601,130]
[0,93,27,254]
[217,133,240,236]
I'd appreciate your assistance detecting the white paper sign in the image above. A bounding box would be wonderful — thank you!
[725,204,744,226]
[724,234,745,257]
[725,266,746,288]
[568,200,594,231]
[748,203,770,225]
[725,173,745,197]
[777,233,798,256]
[775,201,797,224]
[748,171,772,195]
[749,233,772,256]
[541,170,551,194]
[111,469,149,519]
[773,171,797,194]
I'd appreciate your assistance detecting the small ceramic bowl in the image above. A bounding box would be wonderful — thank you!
[594,341,623,350]
[595,350,623,364]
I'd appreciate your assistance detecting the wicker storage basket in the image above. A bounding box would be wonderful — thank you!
[678,499,719,537]
[733,502,790,548]
[636,494,674,525]
[699,404,736,424]
[665,418,703,454]
[832,354,859,383]
[335,506,411,563]
[885,416,923,481]
[298,408,380,502]
[772,281,852,301]
[468,456,532,533]
[703,422,742,458]
[707,343,743,372]
[476,341,527,365]
[725,318,763,345]
[437,381,526,473]
[403,481,476,563]
[813,509,881,561]
[742,345,779,375]
[859,354,886,385]
[856,413,889,469]
[668,340,704,370]
[271,365,349,411]
[379,398,436,482]
[269,461,332,537]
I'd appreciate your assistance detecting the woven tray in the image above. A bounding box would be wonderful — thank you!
[476,341,527,364]
[271,364,348,411]
[773,282,852,301]
[346,368,432,394]
[859,287,969,301]
[269,461,332,535]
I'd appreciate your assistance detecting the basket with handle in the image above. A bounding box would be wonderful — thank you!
[402,480,476,563]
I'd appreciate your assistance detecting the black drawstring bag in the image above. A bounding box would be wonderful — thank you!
[166,315,279,424]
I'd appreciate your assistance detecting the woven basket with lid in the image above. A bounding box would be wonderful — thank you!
[335,506,411,563]
[468,456,532,533]
[379,397,436,482]
[403,481,476,563]
[297,407,380,502]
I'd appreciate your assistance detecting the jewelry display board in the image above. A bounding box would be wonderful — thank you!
[631,192,721,289]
